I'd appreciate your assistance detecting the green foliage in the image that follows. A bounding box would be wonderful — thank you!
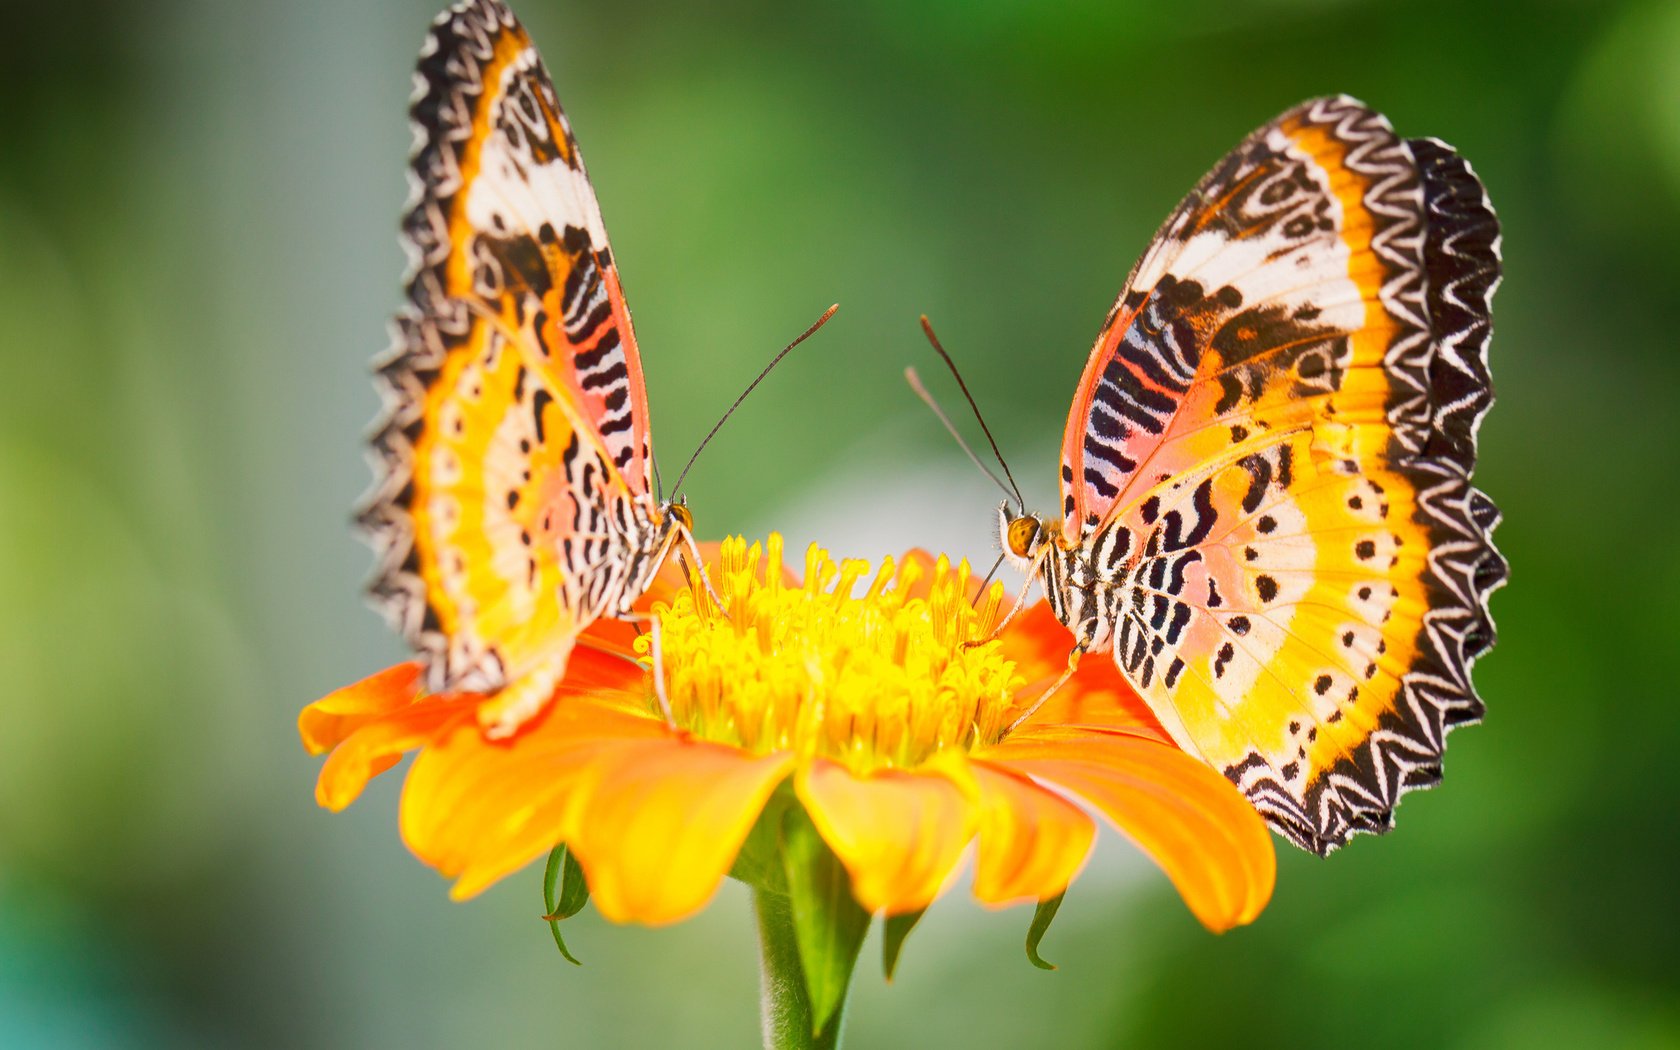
[1025,892,1065,971]
[730,791,793,896]
[881,908,926,982]
[541,844,591,966]
[778,807,871,1039]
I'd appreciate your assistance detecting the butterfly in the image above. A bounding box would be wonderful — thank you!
[359,0,702,738]
[998,96,1506,854]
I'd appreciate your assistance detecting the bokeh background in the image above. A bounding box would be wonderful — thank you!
[4,0,1678,1046]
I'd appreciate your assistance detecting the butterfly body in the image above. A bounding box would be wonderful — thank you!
[1003,96,1505,854]
[360,0,701,737]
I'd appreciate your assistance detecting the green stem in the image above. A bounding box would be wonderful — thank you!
[754,888,847,1050]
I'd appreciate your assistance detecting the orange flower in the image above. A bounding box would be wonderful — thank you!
[301,537,1274,932]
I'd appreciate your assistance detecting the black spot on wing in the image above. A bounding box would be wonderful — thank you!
[1083,466,1119,500]
[532,388,553,444]
[1239,454,1272,514]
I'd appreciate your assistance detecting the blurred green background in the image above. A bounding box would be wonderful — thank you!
[4,0,1678,1046]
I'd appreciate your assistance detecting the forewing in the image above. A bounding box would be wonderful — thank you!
[361,0,654,693]
[1078,98,1504,852]
[1064,97,1405,538]
[404,0,653,488]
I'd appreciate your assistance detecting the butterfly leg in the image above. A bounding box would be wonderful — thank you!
[673,526,732,620]
[968,542,1055,647]
[575,633,647,670]
[649,614,676,728]
[1004,641,1088,734]
[592,607,680,727]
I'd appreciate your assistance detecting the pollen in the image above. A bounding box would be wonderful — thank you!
[634,535,1022,774]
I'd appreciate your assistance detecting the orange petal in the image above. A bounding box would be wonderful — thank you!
[577,618,644,662]
[298,662,424,755]
[566,740,795,925]
[998,604,1171,738]
[993,599,1073,681]
[887,555,1162,736]
[982,727,1275,931]
[796,760,976,915]
[566,641,652,691]
[400,697,665,901]
[891,548,1004,607]
[315,697,467,812]
[969,761,1095,907]
[890,549,940,601]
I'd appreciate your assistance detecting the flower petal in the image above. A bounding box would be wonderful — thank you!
[890,549,940,601]
[562,641,652,692]
[998,605,1170,738]
[983,727,1275,931]
[891,552,1160,737]
[402,686,792,924]
[969,761,1095,907]
[298,662,424,755]
[400,697,664,901]
[567,740,795,925]
[305,647,645,814]
[796,760,976,915]
[315,697,467,812]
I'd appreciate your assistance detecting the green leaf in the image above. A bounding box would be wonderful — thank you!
[541,844,590,966]
[881,908,926,982]
[1025,891,1065,971]
[779,807,870,1037]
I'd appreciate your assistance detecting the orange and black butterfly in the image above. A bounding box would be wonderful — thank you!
[360,0,700,737]
[998,97,1505,853]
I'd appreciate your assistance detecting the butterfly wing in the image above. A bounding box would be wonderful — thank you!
[360,0,658,705]
[1065,97,1504,852]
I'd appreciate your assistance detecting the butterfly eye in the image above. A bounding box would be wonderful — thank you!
[669,503,694,532]
[1006,517,1043,558]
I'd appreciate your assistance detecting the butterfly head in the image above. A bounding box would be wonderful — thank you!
[998,502,1050,569]
[664,498,694,535]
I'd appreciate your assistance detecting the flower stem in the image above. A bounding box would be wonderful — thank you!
[754,888,847,1050]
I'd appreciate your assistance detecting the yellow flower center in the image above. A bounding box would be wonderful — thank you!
[634,535,1022,774]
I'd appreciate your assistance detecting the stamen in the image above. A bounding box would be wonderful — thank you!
[634,536,1026,774]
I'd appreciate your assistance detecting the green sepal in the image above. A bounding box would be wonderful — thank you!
[881,908,926,982]
[1025,891,1065,971]
[779,806,870,1036]
[541,843,590,966]
[730,790,792,896]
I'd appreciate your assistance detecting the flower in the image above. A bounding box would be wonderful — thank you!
[300,536,1275,932]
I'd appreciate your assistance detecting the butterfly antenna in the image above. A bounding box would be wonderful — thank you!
[905,366,1016,504]
[653,458,665,503]
[917,315,1026,509]
[671,303,840,496]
